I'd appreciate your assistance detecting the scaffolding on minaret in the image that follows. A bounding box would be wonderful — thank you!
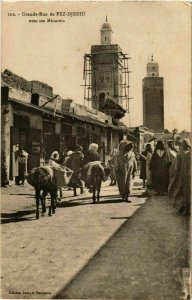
[82,54,92,107]
[119,52,133,113]
[82,52,133,114]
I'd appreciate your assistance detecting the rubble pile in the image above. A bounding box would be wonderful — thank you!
[2,69,32,92]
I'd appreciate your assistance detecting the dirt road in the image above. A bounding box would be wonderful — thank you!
[1,178,189,299]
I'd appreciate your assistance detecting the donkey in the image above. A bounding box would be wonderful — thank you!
[27,167,58,219]
[84,164,111,203]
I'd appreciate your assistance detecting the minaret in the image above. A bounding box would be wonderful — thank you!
[83,18,130,122]
[100,16,113,45]
[90,18,123,110]
[142,55,164,132]
[147,54,159,77]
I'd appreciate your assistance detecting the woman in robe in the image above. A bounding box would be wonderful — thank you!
[145,144,153,188]
[66,145,84,196]
[82,143,105,191]
[83,143,101,165]
[48,151,64,198]
[48,151,61,168]
[150,141,170,195]
[113,140,137,202]
[168,138,191,215]
[64,150,73,166]
[15,145,29,185]
[167,140,178,167]
[140,144,153,188]
[108,149,118,186]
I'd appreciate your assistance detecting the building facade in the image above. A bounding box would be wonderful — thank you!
[1,69,137,185]
[142,57,164,132]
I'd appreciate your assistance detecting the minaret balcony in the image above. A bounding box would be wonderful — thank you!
[100,97,126,119]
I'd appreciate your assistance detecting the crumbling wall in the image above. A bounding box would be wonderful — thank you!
[2,69,53,98]
[31,81,53,97]
[9,88,31,104]
[2,69,32,92]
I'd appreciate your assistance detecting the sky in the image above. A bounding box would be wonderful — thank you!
[2,1,191,131]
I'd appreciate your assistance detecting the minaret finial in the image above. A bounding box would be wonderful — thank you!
[151,54,154,62]
[106,15,108,22]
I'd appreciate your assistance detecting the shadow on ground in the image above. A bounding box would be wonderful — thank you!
[53,196,187,300]
[9,193,34,196]
[58,194,125,208]
[1,209,35,224]
[53,198,148,299]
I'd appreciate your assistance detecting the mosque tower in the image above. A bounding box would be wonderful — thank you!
[142,55,164,132]
[82,17,132,124]
[100,16,113,45]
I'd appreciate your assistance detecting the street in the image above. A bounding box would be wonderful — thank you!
[1,178,189,300]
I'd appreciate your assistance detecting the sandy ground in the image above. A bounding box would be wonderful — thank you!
[1,178,190,300]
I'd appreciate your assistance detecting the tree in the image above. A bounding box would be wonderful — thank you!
[172,128,178,134]
[172,128,178,141]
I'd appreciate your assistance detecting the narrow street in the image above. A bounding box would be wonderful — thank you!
[1,178,189,300]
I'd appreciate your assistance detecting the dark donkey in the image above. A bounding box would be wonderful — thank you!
[82,164,111,203]
[27,167,58,219]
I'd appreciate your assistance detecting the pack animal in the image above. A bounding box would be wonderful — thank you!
[27,167,58,219]
[84,164,111,203]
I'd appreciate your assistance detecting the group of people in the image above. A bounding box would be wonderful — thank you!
[140,138,191,215]
[48,143,105,196]
[13,138,191,215]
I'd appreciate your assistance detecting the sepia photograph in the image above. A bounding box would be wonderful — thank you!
[1,1,191,299]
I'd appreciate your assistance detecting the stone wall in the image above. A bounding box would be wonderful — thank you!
[2,69,53,98]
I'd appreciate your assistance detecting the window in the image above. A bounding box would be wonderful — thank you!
[31,93,39,105]
[99,93,105,110]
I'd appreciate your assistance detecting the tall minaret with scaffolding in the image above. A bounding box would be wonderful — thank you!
[83,17,132,124]
[142,55,164,132]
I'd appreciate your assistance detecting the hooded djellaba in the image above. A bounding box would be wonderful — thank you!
[150,140,171,196]
[167,140,178,167]
[140,143,153,188]
[15,145,29,185]
[108,149,118,186]
[66,145,84,195]
[83,143,101,165]
[48,151,61,168]
[113,140,137,202]
[168,138,191,215]
[82,143,104,190]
